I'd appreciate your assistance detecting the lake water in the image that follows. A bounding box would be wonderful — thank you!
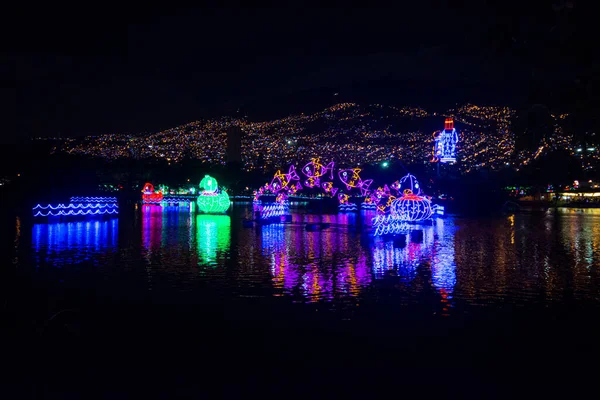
[5,205,600,397]
[18,205,600,308]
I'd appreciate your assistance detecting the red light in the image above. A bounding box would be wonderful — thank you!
[444,118,454,131]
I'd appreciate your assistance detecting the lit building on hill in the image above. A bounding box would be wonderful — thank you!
[432,118,459,163]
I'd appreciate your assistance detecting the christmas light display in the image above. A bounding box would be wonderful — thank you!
[34,209,119,217]
[391,189,434,222]
[34,204,118,210]
[199,175,218,193]
[302,158,335,188]
[361,192,378,210]
[339,203,358,212]
[372,215,410,236]
[196,175,230,214]
[361,203,377,210]
[371,173,445,235]
[321,181,338,196]
[373,185,396,214]
[161,197,197,204]
[338,168,372,196]
[254,159,378,209]
[276,193,288,203]
[33,202,119,217]
[142,182,164,204]
[258,202,289,219]
[432,118,459,163]
[396,173,421,195]
[269,165,300,193]
[70,196,117,203]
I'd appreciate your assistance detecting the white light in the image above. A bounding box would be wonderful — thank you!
[588,148,596,151]
[576,148,582,152]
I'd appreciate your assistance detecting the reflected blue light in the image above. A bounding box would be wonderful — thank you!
[371,220,457,294]
[32,219,118,267]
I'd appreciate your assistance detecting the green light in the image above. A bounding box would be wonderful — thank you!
[382,161,389,168]
[199,175,218,193]
[196,215,231,266]
[197,191,230,213]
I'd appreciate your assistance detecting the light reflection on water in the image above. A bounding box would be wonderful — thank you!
[196,214,231,267]
[32,218,118,267]
[28,206,600,310]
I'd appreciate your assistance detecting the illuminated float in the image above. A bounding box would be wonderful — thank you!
[252,159,386,216]
[372,173,444,236]
[142,182,164,204]
[33,198,119,218]
[196,175,230,214]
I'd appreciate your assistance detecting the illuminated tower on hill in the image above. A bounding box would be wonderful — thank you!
[432,118,459,164]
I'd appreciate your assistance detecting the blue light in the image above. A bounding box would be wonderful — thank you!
[33,209,119,217]
[258,202,289,219]
[70,196,117,203]
[339,203,358,212]
[33,202,119,217]
[33,203,118,210]
[432,118,459,163]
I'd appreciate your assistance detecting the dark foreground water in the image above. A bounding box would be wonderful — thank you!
[3,205,600,398]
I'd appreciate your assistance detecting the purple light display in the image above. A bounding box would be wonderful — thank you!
[254,160,442,217]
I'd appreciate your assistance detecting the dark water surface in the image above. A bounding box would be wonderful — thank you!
[3,205,600,398]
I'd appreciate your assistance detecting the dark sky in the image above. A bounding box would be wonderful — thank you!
[4,1,596,142]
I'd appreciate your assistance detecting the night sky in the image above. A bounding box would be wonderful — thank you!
[4,1,596,142]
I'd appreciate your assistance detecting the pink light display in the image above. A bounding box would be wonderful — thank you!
[142,182,164,204]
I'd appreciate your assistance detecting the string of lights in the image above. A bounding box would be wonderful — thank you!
[33,203,119,210]
[33,209,119,217]
[70,197,117,203]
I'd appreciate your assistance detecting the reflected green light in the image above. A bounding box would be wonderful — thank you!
[196,215,231,266]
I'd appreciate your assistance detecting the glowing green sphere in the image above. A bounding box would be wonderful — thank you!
[197,191,230,214]
[200,175,218,194]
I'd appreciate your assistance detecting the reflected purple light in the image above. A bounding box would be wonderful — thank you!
[261,223,371,301]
